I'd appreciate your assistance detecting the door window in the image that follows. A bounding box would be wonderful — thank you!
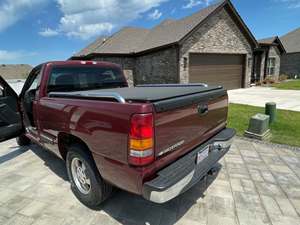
[20,65,43,97]
[28,71,41,91]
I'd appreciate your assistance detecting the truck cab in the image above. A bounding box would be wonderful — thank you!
[0,61,127,145]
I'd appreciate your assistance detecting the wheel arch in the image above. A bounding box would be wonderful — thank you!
[57,132,93,161]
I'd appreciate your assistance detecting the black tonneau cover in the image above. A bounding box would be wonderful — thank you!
[48,85,223,102]
[49,85,226,112]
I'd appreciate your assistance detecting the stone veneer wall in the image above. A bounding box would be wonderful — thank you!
[281,53,300,77]
[93,56,135,87]
[179,8,253,87]
[135,47,178,84]
[268,46,281,80]
[93,48,178,86]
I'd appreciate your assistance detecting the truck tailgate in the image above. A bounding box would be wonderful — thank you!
[154,88,228,159]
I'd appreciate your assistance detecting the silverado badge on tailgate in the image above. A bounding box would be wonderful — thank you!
[158,140,185,156]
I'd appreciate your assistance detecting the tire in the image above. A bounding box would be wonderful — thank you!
[16,134,31,146]
[66,144,113,208]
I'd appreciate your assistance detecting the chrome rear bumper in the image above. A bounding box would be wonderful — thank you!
[142,128,235,203]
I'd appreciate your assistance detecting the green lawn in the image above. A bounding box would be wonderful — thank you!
[272,80,300,90]
[228,103,300,147]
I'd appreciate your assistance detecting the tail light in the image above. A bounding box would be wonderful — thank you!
[128,113,154,166]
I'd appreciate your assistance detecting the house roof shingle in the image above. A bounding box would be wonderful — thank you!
[257,36,286,54]
[73,0,257,58]
[280,27,300,53]
[75,36,108,57]
[258,36,277,45]
[92,27,150,55]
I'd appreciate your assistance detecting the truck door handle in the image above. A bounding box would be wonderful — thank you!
[197,104,208,116]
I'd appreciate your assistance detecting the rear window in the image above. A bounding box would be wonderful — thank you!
[47,66,126,92]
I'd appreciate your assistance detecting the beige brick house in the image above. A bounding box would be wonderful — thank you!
[72,0,258,90]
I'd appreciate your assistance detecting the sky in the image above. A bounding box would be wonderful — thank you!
[0,0,299,66]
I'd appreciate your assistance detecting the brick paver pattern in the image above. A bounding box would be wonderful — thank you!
[1,138,300,225]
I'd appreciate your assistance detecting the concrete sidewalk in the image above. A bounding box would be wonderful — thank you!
[228,87,300,112]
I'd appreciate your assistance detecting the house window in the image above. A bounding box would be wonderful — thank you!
[267,58,276,75]
[183,57,188,71]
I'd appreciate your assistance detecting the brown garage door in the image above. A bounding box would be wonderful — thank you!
[189,54,245,90]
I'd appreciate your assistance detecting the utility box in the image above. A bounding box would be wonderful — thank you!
[244,113,271,140]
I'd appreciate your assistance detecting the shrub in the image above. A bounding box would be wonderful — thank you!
[255,81,262,86]
[262,76,276,85]
[279,74,289,81]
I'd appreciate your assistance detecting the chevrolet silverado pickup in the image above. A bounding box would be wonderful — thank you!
[0,60,235,207]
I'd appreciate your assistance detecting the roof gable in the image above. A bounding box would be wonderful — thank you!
[258,37,277,45]
[258,36,286,54]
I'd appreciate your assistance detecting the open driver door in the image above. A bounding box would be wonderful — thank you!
[0,76,23,142]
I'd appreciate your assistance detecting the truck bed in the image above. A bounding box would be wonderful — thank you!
[49,84,228,163]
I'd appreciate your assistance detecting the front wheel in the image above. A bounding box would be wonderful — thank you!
[66,144,113,208]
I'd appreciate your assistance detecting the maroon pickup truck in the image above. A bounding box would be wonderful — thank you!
[0,60,235,207]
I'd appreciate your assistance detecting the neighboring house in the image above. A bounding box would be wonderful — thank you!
[280,27,300,77]
[0,64,32,80]
[253,37,286,83]
[72,0,258,90]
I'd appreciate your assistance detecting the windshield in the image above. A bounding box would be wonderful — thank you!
[47,66,127,92]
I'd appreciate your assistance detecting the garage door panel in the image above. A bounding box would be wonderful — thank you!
[189,65,243,70]
[190,72,242,78]
[189,73,243,79]
[189,68,243,74]
[190,54,244,66]
[189,54,245,90]
[192,78,241,83]
[189,65,243,72]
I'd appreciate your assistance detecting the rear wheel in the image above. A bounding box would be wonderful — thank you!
[16,134,31,146]
[66,144,113,208]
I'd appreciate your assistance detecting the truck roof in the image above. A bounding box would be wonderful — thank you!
[44,60,121,68]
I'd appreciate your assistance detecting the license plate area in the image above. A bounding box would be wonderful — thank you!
[196,146,209,164]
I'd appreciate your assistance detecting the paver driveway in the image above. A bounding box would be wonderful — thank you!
[0,138,300,225]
